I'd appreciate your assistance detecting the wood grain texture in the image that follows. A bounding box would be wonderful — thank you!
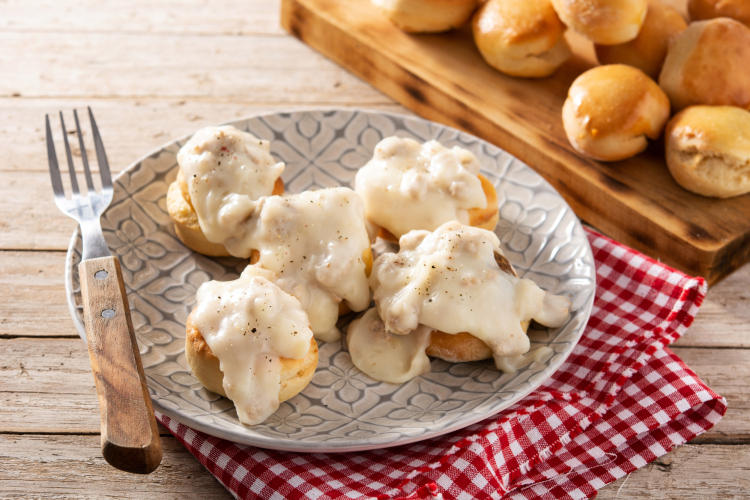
[0,251,79,338]
[0,32,384,102]
[0,434,232,499]
[1,338,748,442]
[0,0,283,36]
[0,173,78,251]
[2,241,750,348]
[0,99,405,174]
[279,0,750,284]
[0,439,747,499]
[595,445,750,499]
[79,257,162,474]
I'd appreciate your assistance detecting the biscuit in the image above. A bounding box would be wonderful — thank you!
[665,105,750,198]
[472,0,571,78]
[563,64,670,161]
[659,18,750,111]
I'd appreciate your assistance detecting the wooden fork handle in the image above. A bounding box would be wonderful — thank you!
[79,256,162,474]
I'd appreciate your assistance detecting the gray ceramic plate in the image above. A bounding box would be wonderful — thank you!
[65,109,596,453]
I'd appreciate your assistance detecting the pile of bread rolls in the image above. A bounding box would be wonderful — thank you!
[372,0,750,199]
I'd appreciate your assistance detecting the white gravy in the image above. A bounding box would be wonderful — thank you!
[363,221,570,379]
[177,125,284,258]
[354,137,487,239]
[347,308,432,384]
[246,187,372,343]
[192,266,313,425]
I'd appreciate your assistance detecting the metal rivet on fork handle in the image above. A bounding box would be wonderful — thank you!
[101,308,115,319]
[95,270,108,280]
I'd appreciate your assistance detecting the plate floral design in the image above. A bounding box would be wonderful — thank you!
[65,109,595,453]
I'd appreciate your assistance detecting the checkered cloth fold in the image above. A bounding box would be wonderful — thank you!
[158,229,726,499]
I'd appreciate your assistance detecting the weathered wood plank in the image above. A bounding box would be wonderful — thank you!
[0,32,387,101]
[0,434,232,499]
[3,242,749,349]
[1,338,746,441]
[672,347,750,444]
[596,445,750,499]
[0,173,78,251]
[0,251,78,338]
[0,434,746,499]
[680,262,750,348]
[0,0,284,36]
[0,98,405,174]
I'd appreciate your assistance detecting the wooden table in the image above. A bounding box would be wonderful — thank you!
[1,1,748,497]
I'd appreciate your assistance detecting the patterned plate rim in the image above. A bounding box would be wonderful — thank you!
[64,107,596,453]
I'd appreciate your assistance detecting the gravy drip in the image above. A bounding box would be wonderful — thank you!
[347,308,432,383]
[368,221,570,373]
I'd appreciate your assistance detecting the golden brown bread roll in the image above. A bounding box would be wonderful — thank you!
[472,0,571,78]
[665,105,750,198]
[376,173,500,243]
[372,0,480,33]
[563,64,671,161]
[659,18,750,112]
[688,0,750,27]
[595,0,687,79]
[550,0,648,45]
[167,170,284,257]
[185,312,318,401]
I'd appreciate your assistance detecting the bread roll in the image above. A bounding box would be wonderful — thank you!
[372,0,480,33]
[472,0,571,78]
[166,170,284,257]
[550,0,648,45]
[595,0,687,79]
[185,312,318,402]
[659,18,750,112]
[563,64,670,161]
[688,0,750,27]
[665,105,750,198]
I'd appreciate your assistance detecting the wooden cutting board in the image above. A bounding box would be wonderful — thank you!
[280,0,750,285]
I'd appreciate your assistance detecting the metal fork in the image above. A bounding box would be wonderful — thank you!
[46,109,162,474]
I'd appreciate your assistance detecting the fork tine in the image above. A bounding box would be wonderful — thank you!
[59,112,80,197]
[74,110,96,195]
[45,115,66,199]
[88,107,112,190]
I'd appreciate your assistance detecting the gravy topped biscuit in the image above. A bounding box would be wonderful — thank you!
[349,222,571,383]
[188,265,317,425]
[248,187,373,342]
[168,125,285,257]
[354,137,498,241]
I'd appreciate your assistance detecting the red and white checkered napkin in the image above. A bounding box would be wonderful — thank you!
[157,229,727,500]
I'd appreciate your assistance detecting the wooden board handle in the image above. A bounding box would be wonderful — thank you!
[79,256,162,474]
